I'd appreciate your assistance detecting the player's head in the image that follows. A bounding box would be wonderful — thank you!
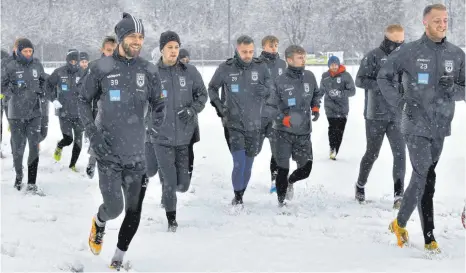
[262,35,279,54]
[285,45,306,68]
[423,4,448,41]
[236,35,255,63]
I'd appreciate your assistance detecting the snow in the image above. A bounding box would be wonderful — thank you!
[1,65,465,272]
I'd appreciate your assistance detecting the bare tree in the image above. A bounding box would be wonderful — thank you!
[279,0,312,46]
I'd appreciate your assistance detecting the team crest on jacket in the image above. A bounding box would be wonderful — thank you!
[136,73,145,87]
[445,60,453,73]
[32,69,37,78]
[251,71,258,81]
[76,77,80,84]
[304,83,310,93]
[336,77,341,83]
[179,76,186,87]
[278,68,283,75]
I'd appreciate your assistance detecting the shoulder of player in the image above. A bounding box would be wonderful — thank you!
[303,69,316,79]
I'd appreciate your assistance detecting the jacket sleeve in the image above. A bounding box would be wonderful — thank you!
[208,65,225,110]
[270,78,284,123]
[376,47,407,108]
[46,69,59,102]
[310,73,322,109]
[78,67,101,138]
[146,65,165,129]
[1,64,13,97]
[38,64,47,96]
[319,74,327,98]
[355,53,378,90]
[344,72,356,97]
[452,53,465,101]
[190,67,208,113]
[261,63,272,98]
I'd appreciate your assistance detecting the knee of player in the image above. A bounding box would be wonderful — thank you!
[366,151,380,161]
[301,160,313,176]
[177,183,190,193]
[107,199,125,218]
[147,168,158,178]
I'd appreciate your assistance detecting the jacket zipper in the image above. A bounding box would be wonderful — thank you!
[170,67,177,145]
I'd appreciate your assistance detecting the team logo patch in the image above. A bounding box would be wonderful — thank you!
[251,71,258,81]
[75,77,80,84]
[32,69,37,78]
[336,77,341,84]
[304,83,310,93]
[136,73,145,87]
[445,60,453,73]
[278,68,283,75]
[179,76,186,87]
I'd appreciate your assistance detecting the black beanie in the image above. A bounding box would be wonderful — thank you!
[17,38,34,53]
[79,52,89,61]
[114,12,145,43]
[66,49,79,62]
[179,49,190,59]
[159,31,181,51]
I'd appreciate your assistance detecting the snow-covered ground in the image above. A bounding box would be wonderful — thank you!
[1,65,464,272]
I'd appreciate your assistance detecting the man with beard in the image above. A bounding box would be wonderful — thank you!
[269,45,321,206]
[148,31,207,232]
[257,35,287,193]
[79,51,89,70]
[378,4,465,252]
[81,36,117,179]
[354,24,406,208]
[1,38,47,193]
[48,49,84,172]
[208,35,271,207]
[79,13,164,269]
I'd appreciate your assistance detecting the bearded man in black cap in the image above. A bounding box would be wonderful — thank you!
[1,38,47,193]
[78,12,164,270]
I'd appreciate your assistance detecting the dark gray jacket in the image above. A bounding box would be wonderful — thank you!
[150,59,207,146]
[78,59,100,119]
[270,67,321,135]
[208,55,272,131]
[47,65,82,118]
[259,52,287,119]
[320,66,355,118]
[356,43,403,121]
[78,51,164,159]
[1,57,46,120]
[377,33,465,138]
[41,73,50,117]
[1,53,16,114]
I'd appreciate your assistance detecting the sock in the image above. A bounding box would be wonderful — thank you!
[95,214,106,227]
[231,150,246,191]
[112,247,126,262]
[424,230,436,245]
[166,211,176,223]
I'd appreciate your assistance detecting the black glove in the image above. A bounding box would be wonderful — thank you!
[178,107,195,123]
[152,111,165,127]
[255,84,268,98]
[17,81,27,90]
[13,81,27,94]
[210,99,228,118]
[312,111,320,122]
[439,73,454,94]
[90,132,112,157]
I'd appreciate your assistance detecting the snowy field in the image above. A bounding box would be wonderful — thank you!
[1,65,465,272]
